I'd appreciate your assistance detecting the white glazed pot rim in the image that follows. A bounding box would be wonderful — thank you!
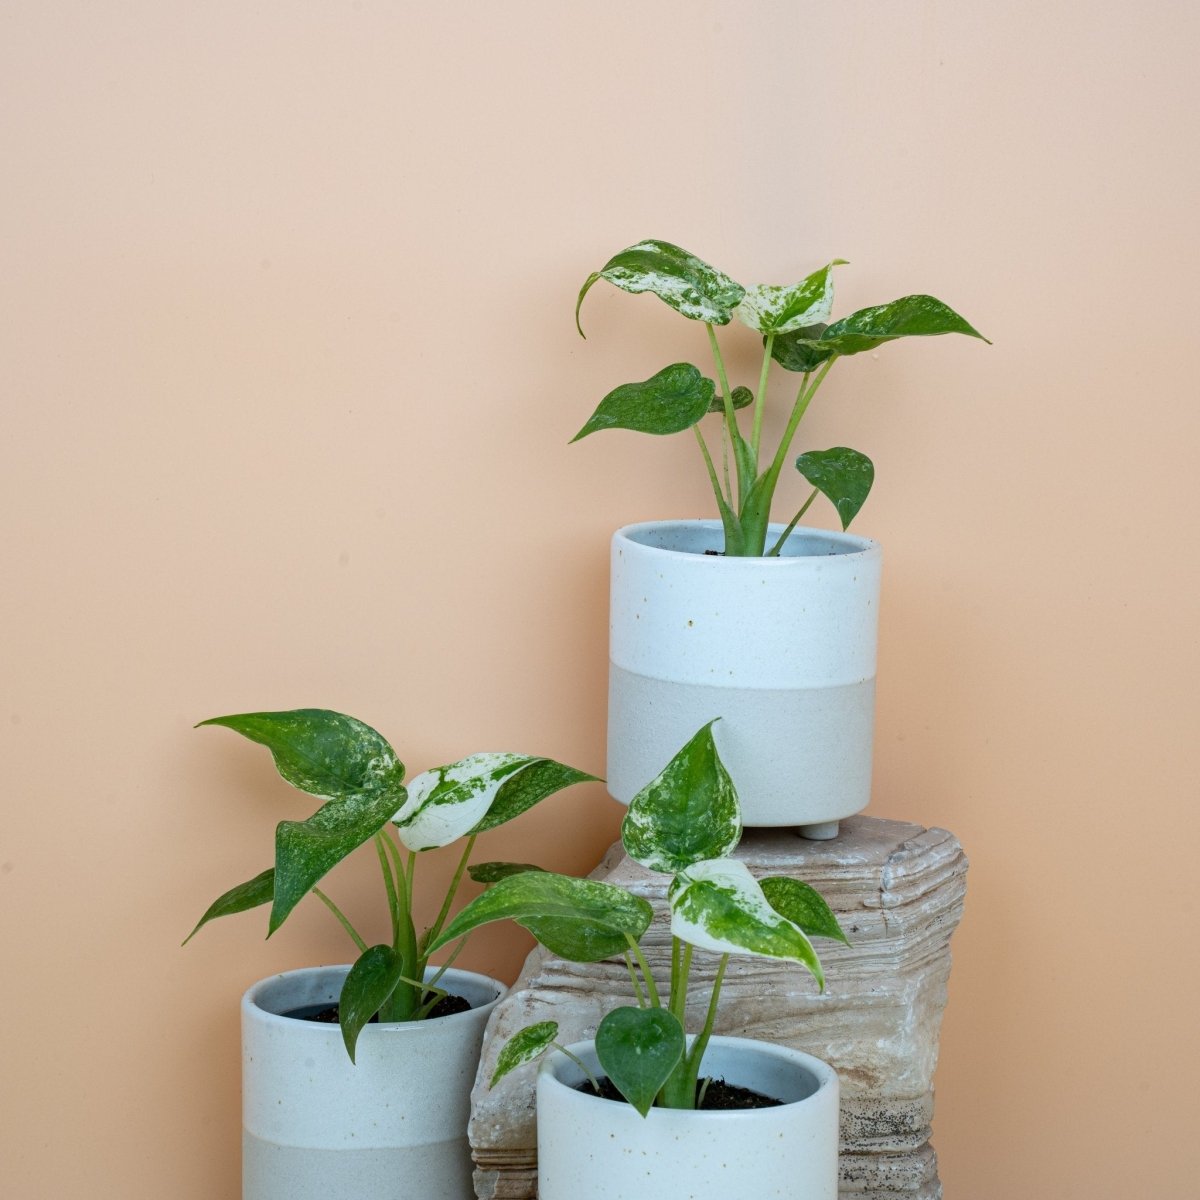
[538,1034,837,1120]
[615,518,879,564]
[242,964,504,1033]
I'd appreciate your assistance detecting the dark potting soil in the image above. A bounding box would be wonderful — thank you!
[284,993,472,1023]
[578,1077,783,1110]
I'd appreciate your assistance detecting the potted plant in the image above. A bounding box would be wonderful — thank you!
[185,707,599,1200]
[574,240,988,835]
[428,721,849,1200]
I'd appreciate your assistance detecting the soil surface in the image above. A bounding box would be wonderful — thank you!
[285,993,472,1023]
[579,1077,783,1110]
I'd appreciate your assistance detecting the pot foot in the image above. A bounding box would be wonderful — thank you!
[796,820,840,841]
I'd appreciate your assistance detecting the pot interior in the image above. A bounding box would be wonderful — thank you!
[623,519,869,559]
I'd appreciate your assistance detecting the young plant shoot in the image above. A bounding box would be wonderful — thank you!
[573,240,989,556]
[184,708,602,1062]
[433,722,849,1115]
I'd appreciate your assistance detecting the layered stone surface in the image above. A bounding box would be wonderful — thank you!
[468,816,968,1199]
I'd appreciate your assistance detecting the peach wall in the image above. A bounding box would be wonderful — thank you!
[2,3,1196,1197]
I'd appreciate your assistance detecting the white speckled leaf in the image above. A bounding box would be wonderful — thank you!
[393,753,531,851]
[668,858,824,985]
[576,239,745,332]
[735,260,846,335]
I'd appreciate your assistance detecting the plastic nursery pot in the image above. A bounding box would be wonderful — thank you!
[536,1035,839,1200]
[607,519,882,837]
[241,964,503,1200]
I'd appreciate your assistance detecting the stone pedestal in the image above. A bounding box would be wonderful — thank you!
[468,816,967,1199]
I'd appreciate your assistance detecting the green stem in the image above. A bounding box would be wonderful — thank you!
[765,489,819,556]
[624,934,661,1008]
[706,323,743,501]
[311,888,368,954]
[764,359,837,498]
[692,424,728,511]
[624,951,649,1008]
[751,331,776,463]
[374,833,401,948]
[423,835,476,951]
[555,1043,603,1095]
[425,931,471,990]
[685,954,730,1080]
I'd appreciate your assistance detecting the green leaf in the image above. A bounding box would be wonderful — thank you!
[622,722,741,875]
[771,323,837,374]
[471,759,599,835]
[425,871,653,962]
[491,1021,560,1086]
[818,294,989,357]
[339,944,403,1062]
[668,857,824,987]
[571,363,715,442]
[183,867,274,944]
[197,709,406,801]
[468,861,548,884]
[736,260,847,335]
[271,786,405,935]
[760,877,850,945]
[706,384,753,415]
[595,1007,685,1117]
[794,446,875,530]
[576,239,746,334]
[393,752,531,852]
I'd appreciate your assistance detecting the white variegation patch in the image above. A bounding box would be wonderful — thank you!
[668,857,818,975]
[736,260,843,335]
[392,752,531,851]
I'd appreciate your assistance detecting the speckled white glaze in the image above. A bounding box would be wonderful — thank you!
[242,964,502,1200]
[608,519,882,831]
[536,1036,839,1200]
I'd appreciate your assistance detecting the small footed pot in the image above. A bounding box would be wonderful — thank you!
[536,1035,839,1200]
[242,964,503,1200]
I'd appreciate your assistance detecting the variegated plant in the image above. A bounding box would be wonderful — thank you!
[185,708,609,1061]
[431,722,848,1115]
[574,240,989,556]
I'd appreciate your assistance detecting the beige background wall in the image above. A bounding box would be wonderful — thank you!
[2,3,1196,1196]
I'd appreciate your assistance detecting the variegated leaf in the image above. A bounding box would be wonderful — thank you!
[668,857,824,986]
[491,1021,560,1086]
[818,294,989,356]
[735,260,846,335]
[760,877,850,945]
[771,323,837,374]
[621,722,740,875]
[576,239,746,334]
[393,753,533,851]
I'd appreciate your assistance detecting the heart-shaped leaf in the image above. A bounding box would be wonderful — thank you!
[576,239,746,334]
[595,1007,685,1117]
[393,753,532,851]
[760,877,850,945]
[770,322,836,374]
[470,758,598,834]
[794,446,875,530]
[183,867,274,944]
[197,709,405,801]
[622,722,741,875]
[818,294,989,357]
[491,1021,560,1086]
[425,871,653,961]
[707,384,754,415]
[340,944,403,1062]
[668,857,824,987]
[571,363,715,442]
[736,260,847,335]
[272,787,405,934]
[468,861,548,884]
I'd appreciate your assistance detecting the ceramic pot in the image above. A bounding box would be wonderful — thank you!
[537,1035,839,1200]
[608,519,882,836]
[241,964,503,1200]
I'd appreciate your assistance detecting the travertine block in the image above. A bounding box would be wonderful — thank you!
[469,816,967,1199]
